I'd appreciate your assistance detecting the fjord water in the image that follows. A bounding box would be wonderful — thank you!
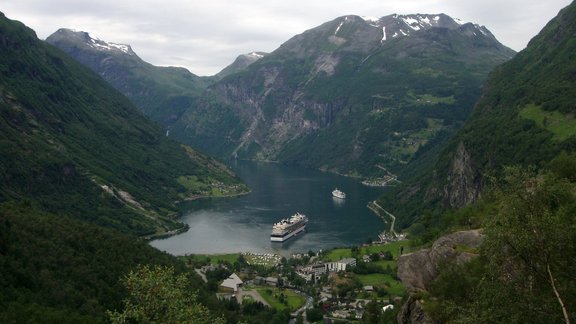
[150,160,387,255]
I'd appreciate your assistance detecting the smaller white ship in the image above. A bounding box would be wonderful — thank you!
[332,188,346,199]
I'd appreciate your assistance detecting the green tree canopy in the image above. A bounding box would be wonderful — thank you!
[479,167,576,323]
[108,265,223,324]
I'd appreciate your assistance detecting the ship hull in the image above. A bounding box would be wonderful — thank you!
[270,213,308,242]
[270,223,307,242]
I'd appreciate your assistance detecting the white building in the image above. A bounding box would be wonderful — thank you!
[326,258,356,272]
[220,273,243,292]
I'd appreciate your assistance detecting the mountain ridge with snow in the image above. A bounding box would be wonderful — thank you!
[170,12,515,177]
[49,28,137,56]
[342,13,493,43]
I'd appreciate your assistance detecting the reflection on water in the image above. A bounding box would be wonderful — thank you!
[332,196,345,207]
[150,161,387,256]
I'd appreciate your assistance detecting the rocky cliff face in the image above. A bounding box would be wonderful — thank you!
[398,295,434,324]
[397,230,483,292]
[396,230,483,323]
[442,142,483,208]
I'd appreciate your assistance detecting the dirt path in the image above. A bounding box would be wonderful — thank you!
[235,287,270,307]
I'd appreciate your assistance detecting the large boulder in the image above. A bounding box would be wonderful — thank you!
[397,230,482,292]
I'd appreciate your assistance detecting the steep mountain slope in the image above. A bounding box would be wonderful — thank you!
[46,28,212,125]
[0,12,241,322]
[170,14,514,177]
[383,2,576,228]
[0,13,246,236]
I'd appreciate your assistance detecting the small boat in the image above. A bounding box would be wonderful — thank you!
[332,188,346,199]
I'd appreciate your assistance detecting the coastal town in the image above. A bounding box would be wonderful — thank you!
[183,232,409,323]
[176,189,410,322]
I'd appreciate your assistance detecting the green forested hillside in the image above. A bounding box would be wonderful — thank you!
[0,12,248,322]
[0,13,247,236]
[383,1,576,231]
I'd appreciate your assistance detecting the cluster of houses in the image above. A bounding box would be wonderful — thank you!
[214,257,362,293]
[327,299,396,320]
[377,232,407,244]
[296,257,357,282]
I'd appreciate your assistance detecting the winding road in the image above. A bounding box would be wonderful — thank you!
[370,200,397,236]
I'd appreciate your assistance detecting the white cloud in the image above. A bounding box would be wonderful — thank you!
[2,0,572,75]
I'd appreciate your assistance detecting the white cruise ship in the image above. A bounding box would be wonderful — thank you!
[332,188,346,199]
[270,213,308,242]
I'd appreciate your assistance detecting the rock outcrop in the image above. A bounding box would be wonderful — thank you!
[398,295,434,324]
[396,230,483,323]
[397,229,483,292]
[442,142,483,208]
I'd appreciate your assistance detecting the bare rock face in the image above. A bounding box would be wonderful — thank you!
[443,142,483,208]
[398,295,434,324]
[397,229,483,292]
[396,230,483,323]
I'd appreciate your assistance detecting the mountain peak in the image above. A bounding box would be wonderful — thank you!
[215,51,268,79]
[277,12,508,58]
[347,13,493,42]
[48,28,135,56]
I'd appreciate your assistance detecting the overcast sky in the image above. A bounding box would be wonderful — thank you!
[2,0,573,76]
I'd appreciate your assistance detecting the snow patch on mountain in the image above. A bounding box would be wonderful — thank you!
[334,17,349,35]
[109,43,131,54]
[334,21,344,35]
[361,16,381,28]
[361,16,380,23]
[402,17,422,30]
[87,33,133,55]
[400,14,442,31]
[381,27,387,42]
[248,52,265,58]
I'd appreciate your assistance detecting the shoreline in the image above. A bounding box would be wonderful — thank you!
[178,189,251,203]
[146,190,251,241]
[142,223,190,241]
[234,158,398,186]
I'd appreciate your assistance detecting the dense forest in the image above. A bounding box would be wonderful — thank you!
[0,11,245,322]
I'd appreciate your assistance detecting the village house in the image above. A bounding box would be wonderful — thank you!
[220,273,243,293]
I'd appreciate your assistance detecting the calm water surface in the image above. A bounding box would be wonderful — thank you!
[150,161,387,256]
